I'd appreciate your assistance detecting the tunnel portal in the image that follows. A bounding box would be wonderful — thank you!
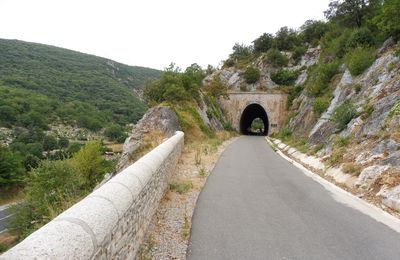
[239,103,269,135]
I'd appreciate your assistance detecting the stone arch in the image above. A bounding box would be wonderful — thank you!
[239,103,269,135]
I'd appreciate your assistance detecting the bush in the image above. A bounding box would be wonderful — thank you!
[305,62,339,97]
[266,48,288,67]
[332,101,357,130]
[0,146,25,187]
[396,41,400,57]
[104,124,127,143]
[58,137,69,149]
[362,103,374,119]
[342,163,362,176]
[292,46,307,64]
[276,126,292,140]
[346,28,375,50]
[270,69,298,86]
[243,67,260,84]
[345,47,375,76]
[223,58,235,68]
[253,33,274,54]
[71,141,109,189]
[286,85,303,109]
[313,97,331,115]
[204,76,228,98]
[42,135,58,151]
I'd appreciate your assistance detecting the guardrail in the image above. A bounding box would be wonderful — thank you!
[1,131,184,259]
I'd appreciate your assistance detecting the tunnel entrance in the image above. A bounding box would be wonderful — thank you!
[239,103,269,135]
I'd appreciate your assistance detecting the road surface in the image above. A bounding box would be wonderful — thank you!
[187,136,400,260]
[0,205,13,235]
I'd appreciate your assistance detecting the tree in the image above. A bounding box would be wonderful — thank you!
[58,137,69,149]
[229,43,253,60]
[0,146,25,187]
[372,0,400,40]
[204,76,228,98]
[274,27,300,51]
[104,124,126,143]
[253,33,275,53]
[243,67,261,84]
[324,0,380,27]
[71,141,108,189]
[43,135,58,151]
[266,48,289,67]
[300,20,329,45]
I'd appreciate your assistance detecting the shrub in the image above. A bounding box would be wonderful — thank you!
[305,62,339,97]
[0,146,25,187]
[342,163,362,176]
[345,47,375,76]
[388,101,400,118]
[276,126,292,140]
[327,147,345,166]
[332,101,357,130]
[104,124,127,143]
[58,137,69,149]
[239,84,248,91]
[354,84,362,93]
[253,33,274,54]
[286,85,303,109]
[396,41,400,57]
[223,122,234,131]
[169,182,193,194]
[42,135,58,151]
[346,28,375,50]
[266,48,288,67]
[71,141,109,189]
[243,67,260,84]
[223,58,235,68]
[270,69,298,86]
[313,97,330,115]
[333,136,349,147]
[362,103,374,119]
[204,76,228,98]
[292,46,307,64]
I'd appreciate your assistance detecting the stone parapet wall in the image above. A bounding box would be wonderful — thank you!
[2,131,184,260]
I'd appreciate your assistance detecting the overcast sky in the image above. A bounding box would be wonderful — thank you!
[0,0,331,70]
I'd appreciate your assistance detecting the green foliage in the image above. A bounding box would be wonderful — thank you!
[58,137,69,149]
[292,46,307,64]
[9,140,113,239]
[388,101,400,118]
[332,101,357,130]
[371,0,400,40]
[266,48,289,67]
[321,27,352,58]
[0,39,157,129]
[229,43,253,61]
[71,141,109,189]
[300,20,329,45]
[104,124,127,143]
[274,27,300,51]
[305,62,339,97]
[169,182,193,194]
[204,76,228,98]
[0,146,25,187]
[243,67,261,84]
[223,58,235,68]
[345,47,375,76]
[346,27,375,49]
[276,126,292,140]
[253,33,274,54]
[362,103,374,119]
[286,85,303,109]
[251,118,264,132]
[270,69,298,86]
[324,0,376,27]
[354,84,362,93]
[313,97,331,115]
[333,135,350,147]
[144,63,205,104]
[42,135,58,151]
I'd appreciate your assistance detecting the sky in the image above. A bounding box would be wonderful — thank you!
[0,0,331,70]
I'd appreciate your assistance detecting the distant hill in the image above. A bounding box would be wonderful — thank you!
[0,39,161,131]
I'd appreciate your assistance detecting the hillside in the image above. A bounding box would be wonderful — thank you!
[0,39,161,131]
[204,0,400,214]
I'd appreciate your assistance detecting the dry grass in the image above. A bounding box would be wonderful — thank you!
[128,131,165,163]
[106,143,124,153]
[0,188,24,206]
[342,162,362,176]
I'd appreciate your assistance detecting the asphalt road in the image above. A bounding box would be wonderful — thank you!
[0,205,13,234]
[187,136,400,260]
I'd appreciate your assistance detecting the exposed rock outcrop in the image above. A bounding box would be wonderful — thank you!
[118,106,180,170]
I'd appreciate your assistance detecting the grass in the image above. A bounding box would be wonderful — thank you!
[169,182,193,194]
[327,147,346,166]
[0,188,25,206]
[182,213,191,240]
[342,163,362,176]
[128,131,165,163]
[198,166,207,178]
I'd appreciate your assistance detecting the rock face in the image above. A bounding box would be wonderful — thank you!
[118,106,179,170]
[284,40,400,212]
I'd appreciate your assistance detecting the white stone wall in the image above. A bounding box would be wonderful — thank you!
[1,131,184,260]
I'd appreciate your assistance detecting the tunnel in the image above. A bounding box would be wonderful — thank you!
[239,103,269,135]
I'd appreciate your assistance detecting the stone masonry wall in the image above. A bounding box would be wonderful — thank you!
[1,131,185,260]
[218,92,288,135]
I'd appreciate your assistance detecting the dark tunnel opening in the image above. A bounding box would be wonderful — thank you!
[239,103,269,136]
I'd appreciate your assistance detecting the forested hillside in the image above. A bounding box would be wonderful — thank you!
[0,39,161,131]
